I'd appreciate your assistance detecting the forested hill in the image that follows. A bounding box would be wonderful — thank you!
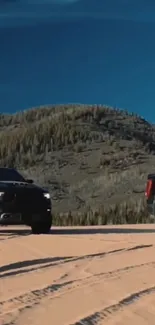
[0,104,154,225]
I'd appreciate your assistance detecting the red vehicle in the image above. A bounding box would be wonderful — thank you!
[145,174,155,217]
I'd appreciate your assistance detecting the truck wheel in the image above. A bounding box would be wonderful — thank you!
[31,218,52,234]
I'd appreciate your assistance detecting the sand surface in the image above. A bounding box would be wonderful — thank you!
[1,225,155,325]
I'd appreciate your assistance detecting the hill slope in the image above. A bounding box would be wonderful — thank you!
[0,104,155,224]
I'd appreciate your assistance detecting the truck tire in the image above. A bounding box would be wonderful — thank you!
[31,216,52,234]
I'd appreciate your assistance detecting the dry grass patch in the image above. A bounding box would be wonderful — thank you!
[53,197,150,226]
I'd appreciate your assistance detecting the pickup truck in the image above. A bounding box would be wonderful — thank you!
[0,167,52,234]
[145,174,155,217]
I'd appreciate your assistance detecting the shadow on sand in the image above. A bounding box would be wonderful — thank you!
[0,243,153,279]
[0,226,155,236]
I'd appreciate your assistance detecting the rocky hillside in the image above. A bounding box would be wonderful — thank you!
[0,104,155,225]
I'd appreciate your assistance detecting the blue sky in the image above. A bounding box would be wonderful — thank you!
[0,0,155,122]
[1,0,155,23]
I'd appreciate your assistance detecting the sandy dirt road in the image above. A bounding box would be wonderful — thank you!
[1,224,155,325]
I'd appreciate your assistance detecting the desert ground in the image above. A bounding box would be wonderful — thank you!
[1,225,155,325]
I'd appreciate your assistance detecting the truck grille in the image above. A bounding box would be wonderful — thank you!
[16,191,42,203]
[14,190,44,211]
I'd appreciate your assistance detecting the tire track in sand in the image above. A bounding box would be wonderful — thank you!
[71,286,155,325]
[0,231,154,325]
[0,229,30,242]
[0,244,152,279]
[0,251,155,319]
[0,234,25,242]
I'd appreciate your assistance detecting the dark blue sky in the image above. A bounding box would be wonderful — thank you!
[0,0,155,121]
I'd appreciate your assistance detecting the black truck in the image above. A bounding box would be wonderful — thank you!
[0,168,52,234]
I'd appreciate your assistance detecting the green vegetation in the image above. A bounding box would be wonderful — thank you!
[0,104,154,225]
[53,197,149,226]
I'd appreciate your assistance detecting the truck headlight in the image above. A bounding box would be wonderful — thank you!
[43,192,50,199]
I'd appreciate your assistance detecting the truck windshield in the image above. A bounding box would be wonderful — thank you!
[0,168,26,182]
